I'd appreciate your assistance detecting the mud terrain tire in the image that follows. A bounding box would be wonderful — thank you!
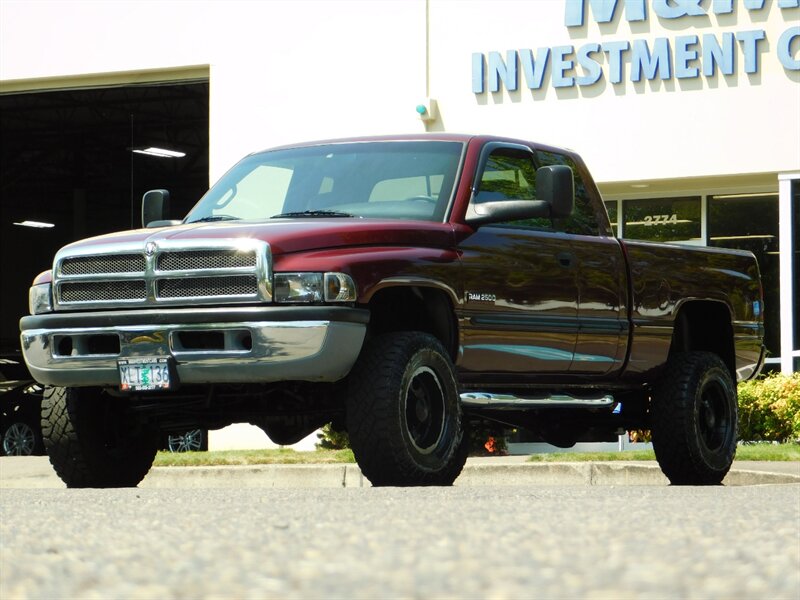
[41,386,158,488]
[652,352,738,485]
[346,332,467,486]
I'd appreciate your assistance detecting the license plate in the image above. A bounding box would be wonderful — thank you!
[118,357,171,391]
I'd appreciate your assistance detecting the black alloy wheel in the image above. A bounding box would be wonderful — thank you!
[652,351,738,485]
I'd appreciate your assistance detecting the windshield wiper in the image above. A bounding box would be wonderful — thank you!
[186,215,241,223]
[271,210,354,219]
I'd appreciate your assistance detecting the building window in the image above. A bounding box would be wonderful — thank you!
[622,196,702,243]
[709,193,780,362]
[604,200,618,234]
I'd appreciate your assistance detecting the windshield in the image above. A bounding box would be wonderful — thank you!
[185,141,464,223]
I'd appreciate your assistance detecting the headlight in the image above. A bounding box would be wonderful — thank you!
[274,273,323,303]
[29,283,53,314]
[274,272,357,303]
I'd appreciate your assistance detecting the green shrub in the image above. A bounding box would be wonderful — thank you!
[737,372,800,442]
[315,421,511,455]
[316,423,350,450]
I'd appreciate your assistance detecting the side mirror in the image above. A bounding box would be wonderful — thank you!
[535,165,574,218]
[464,164,575,228]
[142,189,171,228]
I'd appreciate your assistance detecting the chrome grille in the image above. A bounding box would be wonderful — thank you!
[53,239,272,309]
[61,254,145,276]
[158,249,256,271]
[157,276,258,298]
[60,280,147,303]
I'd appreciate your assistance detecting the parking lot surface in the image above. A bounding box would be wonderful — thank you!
[2,484,798,599]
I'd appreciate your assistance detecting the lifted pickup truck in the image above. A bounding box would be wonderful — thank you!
[20,134,764,487]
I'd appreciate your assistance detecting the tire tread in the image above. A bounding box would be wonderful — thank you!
[346,332,466,486]
[41,386,157,488]
[652,352,737,485]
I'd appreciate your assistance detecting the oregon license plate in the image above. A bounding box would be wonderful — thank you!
[118,357,171,391]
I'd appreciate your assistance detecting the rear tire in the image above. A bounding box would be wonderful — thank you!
[41,386,158,488]
[651,352,737,485]
[346,332,467,486]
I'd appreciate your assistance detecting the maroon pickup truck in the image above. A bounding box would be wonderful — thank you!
[20,134,764,487]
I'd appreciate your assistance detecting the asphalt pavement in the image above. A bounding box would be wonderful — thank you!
[1,484,798,599]
[1,455,798,489]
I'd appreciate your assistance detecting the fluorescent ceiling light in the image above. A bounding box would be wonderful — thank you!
[630,184,650,188]
[710,235,775,241]
[13,220,55,228]
[712,192,777,200]
[132,147,186,158]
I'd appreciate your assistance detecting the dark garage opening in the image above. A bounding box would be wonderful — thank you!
[0,79,210,357]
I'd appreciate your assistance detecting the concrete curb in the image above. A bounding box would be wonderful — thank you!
[2,457,798,489]
[467,462,800,487]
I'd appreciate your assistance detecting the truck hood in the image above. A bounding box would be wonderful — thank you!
[57,218,457,256]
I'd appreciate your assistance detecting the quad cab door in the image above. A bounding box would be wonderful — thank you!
[456,143,627,382]
[457,143,578,379]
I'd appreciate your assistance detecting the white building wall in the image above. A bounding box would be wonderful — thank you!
[2,1,798,184]
[0,0,429,181]
[429,0,800,183]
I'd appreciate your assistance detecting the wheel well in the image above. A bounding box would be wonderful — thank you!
[365,286,458,361]
[670,302,735,377]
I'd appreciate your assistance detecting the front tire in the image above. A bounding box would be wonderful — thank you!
[651,352,738,485]
[346,332,467,486]
[41,386,158,488]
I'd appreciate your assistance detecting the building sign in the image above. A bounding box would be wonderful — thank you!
[473,0,800,93]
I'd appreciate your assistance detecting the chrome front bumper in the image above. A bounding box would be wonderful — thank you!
[19,306,369,388]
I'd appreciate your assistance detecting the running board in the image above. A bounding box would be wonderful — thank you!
[460,392,615,410]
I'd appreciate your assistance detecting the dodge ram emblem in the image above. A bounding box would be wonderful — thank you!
[145,242,157,257]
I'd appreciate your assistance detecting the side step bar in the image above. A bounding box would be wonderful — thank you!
[460,392,615,410]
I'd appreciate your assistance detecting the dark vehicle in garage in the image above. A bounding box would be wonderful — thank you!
[19,134,765,487]
[0,354,44,456]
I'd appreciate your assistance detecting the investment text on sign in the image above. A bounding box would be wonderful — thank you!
[472,0,800,94]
